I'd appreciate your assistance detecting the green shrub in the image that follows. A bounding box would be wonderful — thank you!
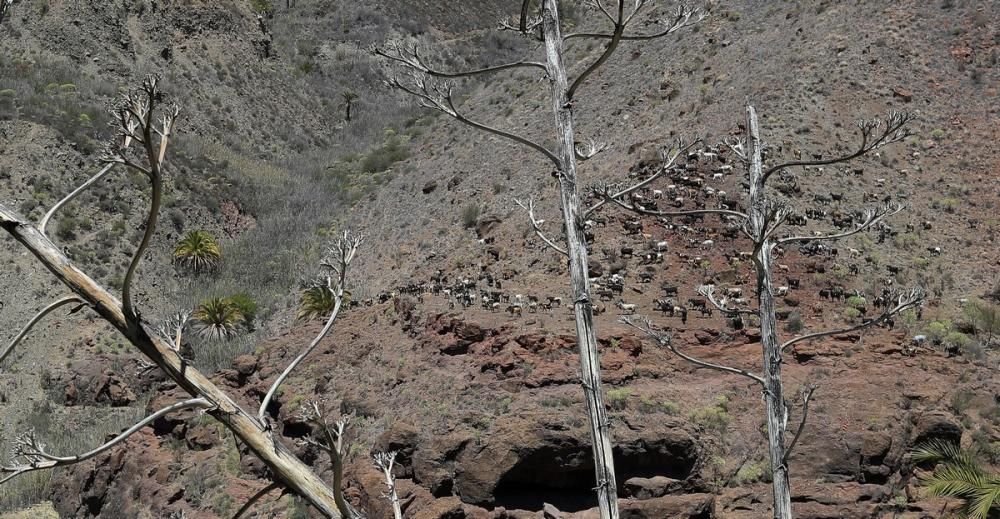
[55,216,78,240]
[785,311,804,333]
[174,230,222,273]
[691,395,730,433]
[462,204,482,229]
[250,0,274,14]
[847,295,867,309]
[224,293,258,330]
[607,388,631,411]
[297,283,336,321]
[843,307,861,320]
[735,459,770,485]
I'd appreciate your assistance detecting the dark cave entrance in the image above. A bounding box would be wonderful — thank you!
[488,438,698,513]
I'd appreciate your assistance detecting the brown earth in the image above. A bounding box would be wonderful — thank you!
[1,0,999,518]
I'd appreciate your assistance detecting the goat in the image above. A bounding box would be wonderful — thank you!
[616,300,637,314]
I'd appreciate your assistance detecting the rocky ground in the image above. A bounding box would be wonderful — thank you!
[1,0,998,518]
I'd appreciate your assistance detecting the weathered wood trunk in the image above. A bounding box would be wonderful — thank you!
[745,104,793,519]
[0,205,345,518]
[541,1,619,517]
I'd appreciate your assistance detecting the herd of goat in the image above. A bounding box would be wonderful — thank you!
[354,144,928,331]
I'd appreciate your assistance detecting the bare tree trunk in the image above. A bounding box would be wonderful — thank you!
[0,206,344,517]
[746,104,792,519]
[541,1,618,516]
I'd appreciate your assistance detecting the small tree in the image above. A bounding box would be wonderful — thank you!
[374,2,704,516]
[173,229,222,272]
[341,90,359,122]
[614,103,924,519]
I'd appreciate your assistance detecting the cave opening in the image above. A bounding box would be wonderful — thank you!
[489,438,697,513]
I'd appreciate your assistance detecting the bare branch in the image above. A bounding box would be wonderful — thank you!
[259,231,363,422]
[567,0,625,100]
[776,202,903,246]
[371,40,547,78]
[1,296,84,367]
[575,138,610,161]
[782,384,817,463]
[373,451,404,519]
[724,136,748,163]
[1,398,212,485]
[110,76,181,319]
[620,315,766,387]
[380,72,561,168]
[514,198,568,256]
[585,138,701,217]
[41,166,112,235]
[157,311,192,354]
[300,404,364,519]
[233,482,284,519]
[603,194,748,221]
[564,4,705,42]
[761,111,914,184]
[781,288,926,352]
[697,285,755,317]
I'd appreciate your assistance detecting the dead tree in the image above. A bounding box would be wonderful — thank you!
[610,102,924,519]
[0,77,365,518]
[373,2,703,516]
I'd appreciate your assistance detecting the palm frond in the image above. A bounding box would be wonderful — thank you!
[192,297,244,340]
[297,284,336,321]
[173,230,222,273]
[967,479,1000,519]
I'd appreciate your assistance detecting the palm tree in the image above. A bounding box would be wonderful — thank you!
[341,90,358,122]
[192,297,244,340]
[913,440,1000,518]
[297,283,335,321]
[173,230,221,273]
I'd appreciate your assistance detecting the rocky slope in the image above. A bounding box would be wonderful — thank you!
[1,0,999,518]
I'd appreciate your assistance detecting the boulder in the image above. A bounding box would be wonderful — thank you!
[911,412,962,449]
[623,475,684,499]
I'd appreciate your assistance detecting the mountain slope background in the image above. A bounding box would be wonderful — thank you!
[0,0,998,517]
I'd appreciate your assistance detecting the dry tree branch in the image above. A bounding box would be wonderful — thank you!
[380,72,561,168]
[782,384,817,463]
[514,198,568,256]
[157,311,192,354]
[781,288,925,352]
[760,111,913,185]
[373,451,404,519]
[566,0,626,100]
[258,231,363,422]
[697,284,755,317]
[101,76,181,319]
[575,138,610,161]
[233,481,284,519]
[584,138,700,217]
[1,397,212,485]
[620,315,766,386]
[301,403,364,519]
[0,296,84,367]
[603,194,748,221]
[776,202,903,246]
[40,114,141,235]
[564,4,705,42]
[371,40,547,78]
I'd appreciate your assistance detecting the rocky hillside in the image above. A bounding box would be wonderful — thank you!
[1,0,999,518]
